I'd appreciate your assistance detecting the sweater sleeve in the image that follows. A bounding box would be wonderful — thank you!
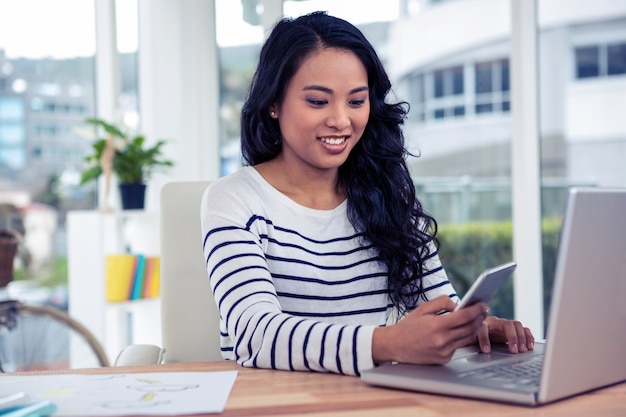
[200,182,376,376]
[419,246,461,305]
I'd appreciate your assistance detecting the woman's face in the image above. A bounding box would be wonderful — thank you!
[271,47,370,173]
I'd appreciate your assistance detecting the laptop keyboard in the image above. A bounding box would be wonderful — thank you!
[458,355,544,387]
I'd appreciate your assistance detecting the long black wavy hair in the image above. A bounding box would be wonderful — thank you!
[240,11,438,316]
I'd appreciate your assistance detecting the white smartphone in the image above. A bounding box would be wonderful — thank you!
[453,261,517,311]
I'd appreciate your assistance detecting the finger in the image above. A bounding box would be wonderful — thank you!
[514,321,528,352]
[502,320,523,353]
[525,327,535,350]
[417,295,458,316]
[476,321,491,353]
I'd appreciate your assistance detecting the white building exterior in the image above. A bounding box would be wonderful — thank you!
[388,0,626,189]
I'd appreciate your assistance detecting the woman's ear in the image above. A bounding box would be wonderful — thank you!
[269,105,278,118]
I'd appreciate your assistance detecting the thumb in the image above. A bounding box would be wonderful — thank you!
[416,295,458,316]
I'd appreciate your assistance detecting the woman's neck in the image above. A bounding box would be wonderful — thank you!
[254,160,345,210]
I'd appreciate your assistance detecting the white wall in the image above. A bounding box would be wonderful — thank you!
[389,0,626,79]
[388,0,511,80]
[566,78,626,143]
[407,117,511,160]
[539,0,626,29]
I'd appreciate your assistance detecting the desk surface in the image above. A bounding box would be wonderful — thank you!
[17,361,626,416]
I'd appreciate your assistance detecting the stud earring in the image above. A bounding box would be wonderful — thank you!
[271,111,276,117]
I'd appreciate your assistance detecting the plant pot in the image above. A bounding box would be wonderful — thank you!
[0,230,18,288]
[119,183,147,210]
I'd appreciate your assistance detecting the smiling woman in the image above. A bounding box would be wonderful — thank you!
[200,11,534,378]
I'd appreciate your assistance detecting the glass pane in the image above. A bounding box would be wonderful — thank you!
[501,58,510,91]
[607,42,626,76]
[116,0,139,129]
[452,65,464,95]
[539,1,626,327]
[391,3,514,318]
[0,97,24,119]
[433,108,446,119]
[215,0,264,176]
[0,123,24,145]
[575,45,600,78]
[0,0,97,310]
[475,103,493,114]
[475,61,493,93]
[408,73,426,122]
[434,69,445,97]
[0,146,25,169]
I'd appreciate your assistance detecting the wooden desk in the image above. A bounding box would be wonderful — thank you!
[16,361,626,416]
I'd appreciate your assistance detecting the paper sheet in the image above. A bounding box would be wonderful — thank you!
[0,371,238,416]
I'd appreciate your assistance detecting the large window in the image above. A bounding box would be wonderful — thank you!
[406,65,465,122]
[475,58,510,114]
[215,0,264,176]
[1,0,624,339]
[539,2,626,329]
[432,65,465,119]
[404,58,510,124]
[393,0,626,332]
[575,41,626,79]
[0,0,97,308]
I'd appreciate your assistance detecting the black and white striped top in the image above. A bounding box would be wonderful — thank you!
[201,167,457,376]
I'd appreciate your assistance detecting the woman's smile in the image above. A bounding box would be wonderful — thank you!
[319,135,349,154]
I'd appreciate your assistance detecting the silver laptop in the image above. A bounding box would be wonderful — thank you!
[361,187,626,406]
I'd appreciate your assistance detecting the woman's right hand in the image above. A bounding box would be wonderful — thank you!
[372,295,488,365]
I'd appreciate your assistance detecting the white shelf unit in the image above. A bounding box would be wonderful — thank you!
[67,210,162,363]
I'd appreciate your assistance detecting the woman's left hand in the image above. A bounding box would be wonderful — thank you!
[475,316,535,354]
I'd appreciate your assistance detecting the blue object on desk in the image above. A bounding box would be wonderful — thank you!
[0,400,57,417]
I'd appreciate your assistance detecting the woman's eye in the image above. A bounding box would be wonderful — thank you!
[350,99,366,107]
[307,98,327,106]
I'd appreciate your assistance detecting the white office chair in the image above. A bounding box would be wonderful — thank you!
[114,181,222,366]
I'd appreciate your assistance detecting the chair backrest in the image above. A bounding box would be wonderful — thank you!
[160,181,221,363]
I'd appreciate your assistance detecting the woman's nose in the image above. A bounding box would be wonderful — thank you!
[325,105,350,130]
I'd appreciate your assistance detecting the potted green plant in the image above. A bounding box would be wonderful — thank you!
[80,118,174,210]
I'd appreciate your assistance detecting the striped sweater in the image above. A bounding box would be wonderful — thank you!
[200,166,458,376]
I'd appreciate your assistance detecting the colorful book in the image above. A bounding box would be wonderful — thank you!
[142,257,155,298]
[105,254,136,302]
[129,254,146,300]
[126,255,139,300]
[149,257,161,298]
